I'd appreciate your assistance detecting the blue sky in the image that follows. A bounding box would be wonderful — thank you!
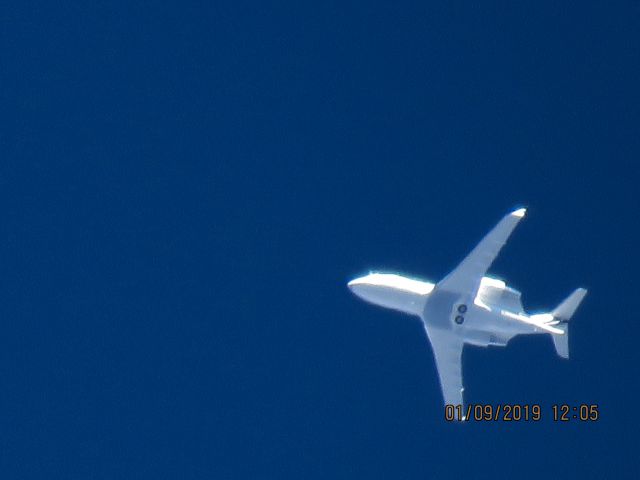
[1,1,639,478]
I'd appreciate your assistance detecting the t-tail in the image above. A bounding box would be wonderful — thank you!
[549,288,588,359]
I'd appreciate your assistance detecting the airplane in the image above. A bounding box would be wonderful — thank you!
[347,208,587,416]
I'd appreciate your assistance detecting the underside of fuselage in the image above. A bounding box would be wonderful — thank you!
[423,276,542,348]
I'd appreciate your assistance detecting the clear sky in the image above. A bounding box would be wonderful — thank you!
[1,1,639,478]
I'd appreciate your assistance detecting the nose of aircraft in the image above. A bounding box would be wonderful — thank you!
[347,276,367,292]
[348,276,377,302]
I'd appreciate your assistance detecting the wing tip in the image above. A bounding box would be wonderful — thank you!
[511,207,527,218]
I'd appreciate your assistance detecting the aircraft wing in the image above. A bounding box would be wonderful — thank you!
[437,208,527,297]
[423,324,465,409]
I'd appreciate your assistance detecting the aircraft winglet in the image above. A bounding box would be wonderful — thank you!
[512,207,527,218]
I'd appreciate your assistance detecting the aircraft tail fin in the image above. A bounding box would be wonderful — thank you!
[550,288,587,359]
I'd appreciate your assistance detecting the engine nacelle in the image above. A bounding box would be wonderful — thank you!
[464,329,509,347]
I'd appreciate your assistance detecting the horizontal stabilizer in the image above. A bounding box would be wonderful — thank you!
[550,288,587,359]
[552,324,569,359]
[552,288,588,320]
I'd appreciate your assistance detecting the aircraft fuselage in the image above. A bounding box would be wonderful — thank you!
[349,273,541,349]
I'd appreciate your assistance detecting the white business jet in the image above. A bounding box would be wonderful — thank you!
[348,208,587,412]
